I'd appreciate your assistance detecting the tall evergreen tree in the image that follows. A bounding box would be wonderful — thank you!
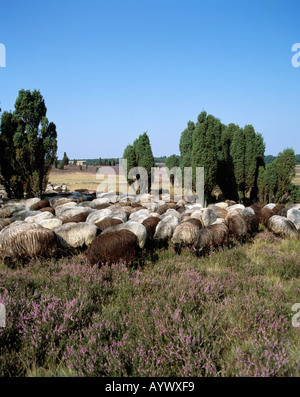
[274,148,296,202]
[230,126,246,202]
[133,132,155,192]
[0,89,57,198]
[179,121,194,170]
[244,124,257,196]
[192,112,218,200]
[217,123,239,200]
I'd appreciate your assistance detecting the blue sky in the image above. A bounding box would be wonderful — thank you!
[0,0,299,159]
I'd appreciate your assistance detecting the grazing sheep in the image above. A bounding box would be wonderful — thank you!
[153,215,179,246]
[258,207,276,228]
[243,214,259,238]
[250,202,266,215]
[56,206,89,220]
[0,221,57,261]
[22,198,41,209]
[272,204,285,214]
[142,216,161,249]
[101,220,147,249]
[192,223,229,256]
[39,218,63,230]
[39,206,55,215]
[240,207,255,218]
[54,222,98,249]
[201,208,220,227]
[86,209,113,224]
[0,202,26,218]
[86,229,139,266]
[95,218,123,233]
[129,209,150,222]
[286,208,300,230]
[215,208,228,219]
[225,211,247,244]
[268,215,299,238]
[0,218,13,231]
[25,211,55,223]
[171,218,202,254]
[226,204,245,213]
[12,210,40,221]
[61,211,91,224]
[156,203,176,215]
[49,197,77,208]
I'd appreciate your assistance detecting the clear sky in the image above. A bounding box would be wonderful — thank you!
[0,0,299,160]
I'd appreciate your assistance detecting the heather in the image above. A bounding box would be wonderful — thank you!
[0,233,299,377]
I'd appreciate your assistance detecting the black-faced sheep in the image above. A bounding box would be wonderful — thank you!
[192,223,229,256]
[86,229,139,266]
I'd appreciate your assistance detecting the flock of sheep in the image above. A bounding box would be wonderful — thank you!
[0,190,299,266]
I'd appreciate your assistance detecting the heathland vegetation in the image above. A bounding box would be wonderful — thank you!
[0,90,299,378]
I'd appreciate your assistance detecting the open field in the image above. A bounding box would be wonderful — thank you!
[50,164,300,192]
[0,231,299,377]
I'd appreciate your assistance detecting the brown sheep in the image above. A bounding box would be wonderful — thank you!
[258,207,276,228]
[62,211,91,224]
[225,212,247,244]
[243,214,259,238]
[94,203,111,210]
[156,203,176,215]
[30,199,50,211]
[192,223,229,256]
[95,218,123,233]
[250,202,266,215]
[142,216,161,240]
[272,204,285,214]
[39,206,55,215]
[86,229,139,266]
[215,208,228,219]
